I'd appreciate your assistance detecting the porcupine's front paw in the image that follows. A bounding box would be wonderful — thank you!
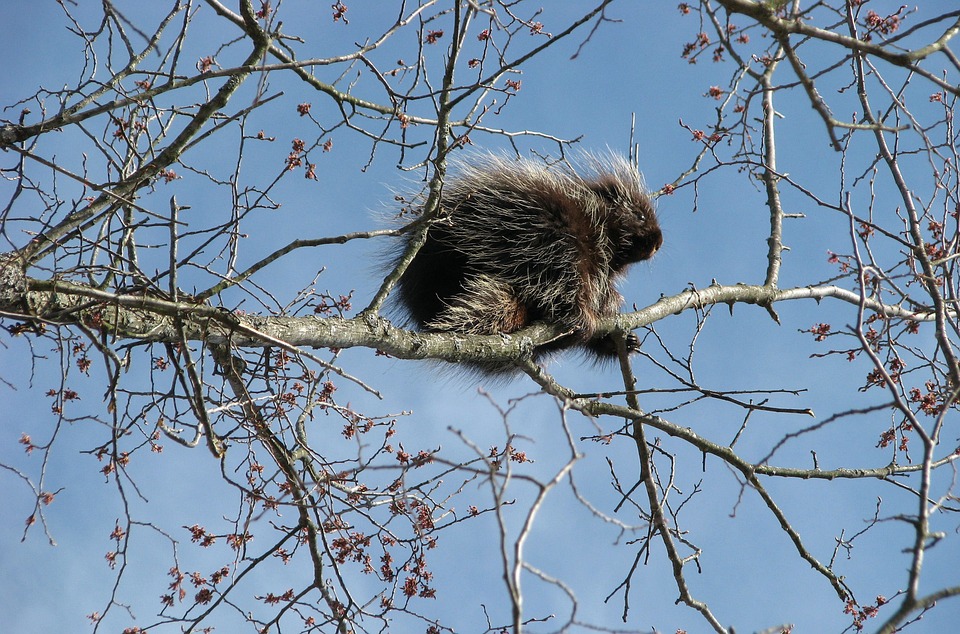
[583,330,640,359]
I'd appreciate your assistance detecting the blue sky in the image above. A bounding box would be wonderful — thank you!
[2,2,958,633]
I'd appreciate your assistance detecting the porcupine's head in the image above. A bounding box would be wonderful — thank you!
[583,156,662,271]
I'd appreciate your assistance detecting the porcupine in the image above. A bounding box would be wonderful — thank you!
[391,152,663,374]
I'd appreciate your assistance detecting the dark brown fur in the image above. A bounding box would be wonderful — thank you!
[391,152,662,374]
